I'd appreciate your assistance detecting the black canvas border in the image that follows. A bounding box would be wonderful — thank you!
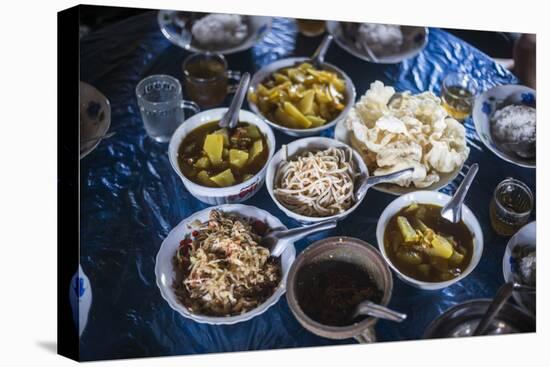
[57,4,80,361]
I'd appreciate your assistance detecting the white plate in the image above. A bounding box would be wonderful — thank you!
[326,21,428,64]
[80,81,111,159]
[155,204,296,325]
[334,119,463,195]
[502,221,536,313]
[157,11,271,55]
[472,84,536,168]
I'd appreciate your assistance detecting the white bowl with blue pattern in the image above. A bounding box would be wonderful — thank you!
[472,84,536,168]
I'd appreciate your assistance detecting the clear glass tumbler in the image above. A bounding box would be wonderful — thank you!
[489,178,534,236]
[136,74,200,143]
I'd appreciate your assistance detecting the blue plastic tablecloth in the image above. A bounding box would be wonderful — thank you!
[78,12,535,361]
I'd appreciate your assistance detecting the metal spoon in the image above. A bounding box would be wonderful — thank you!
[311,34,333,68]
[352,300,407,323]
[473,281,536,336]
[80,131,116,144]
[261,220,337,257]
[218,72,251,129]
[440,163,479,223]
[356,167,414,202]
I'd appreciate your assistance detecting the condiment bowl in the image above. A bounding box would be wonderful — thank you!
[286,236,393,342]
[376,191,484,290]
[472,84,536,168]
[265,137,368,223]
[168,108,276,205]
[502,221,536,314]
[155,204,296,325]
[248,57,356,137]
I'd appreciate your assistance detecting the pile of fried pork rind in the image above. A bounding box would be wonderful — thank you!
[345,81,469,188]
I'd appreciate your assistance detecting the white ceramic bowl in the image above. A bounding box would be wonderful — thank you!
[503,221,536,312]
[376,191,484,290]
[168,108,276,205]
[266,137,368,223]
[248,57,356,137]
[472,84,536,168]
[155,204,296,325]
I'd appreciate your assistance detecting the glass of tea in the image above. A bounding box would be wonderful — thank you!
[135,75,200,143]
[182,53,241,108]
[490,178,534,236]
[296,19,326,37]
[441,72,478,122]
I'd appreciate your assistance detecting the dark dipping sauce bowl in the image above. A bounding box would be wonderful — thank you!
[286,237,393,342]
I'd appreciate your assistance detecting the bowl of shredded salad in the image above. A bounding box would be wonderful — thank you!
[155,204,296,324]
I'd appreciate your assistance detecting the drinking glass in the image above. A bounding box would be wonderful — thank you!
[182,53,241,108]
[136,75,200,143]
[296,19,326,37]
[489,178,534,236]
[441,72,478,122]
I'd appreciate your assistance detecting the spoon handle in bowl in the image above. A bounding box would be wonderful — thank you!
[269,220,337,257]
[440,163,479,223]
[354,301,407,323]
[276,220,337,243]
[357,167,414,200]
[219,72,251,129]
[311,34,333,67]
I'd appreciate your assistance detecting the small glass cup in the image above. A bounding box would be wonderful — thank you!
[296,19,326,37]
[136,75,200,143]
[182,53,241,108]
[489,178,534,236]
[441,72,478,122]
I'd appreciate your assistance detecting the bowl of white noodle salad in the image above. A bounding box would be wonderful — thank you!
[155,204,296,325]
[266,137,369,223]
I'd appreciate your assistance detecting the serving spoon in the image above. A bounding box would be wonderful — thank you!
[356,167,415,202]
[473,281,536,336]
[261,220,337,257]
[352,300,407,323]
[311,34,333,68]
[218,72,251,129]
[440,163,479,223]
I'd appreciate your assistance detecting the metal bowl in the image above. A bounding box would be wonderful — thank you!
[158,11,272,55]
[424,299,535,338]
[286,236,392,342]
[326,21,428,64]
[248,57,356,137]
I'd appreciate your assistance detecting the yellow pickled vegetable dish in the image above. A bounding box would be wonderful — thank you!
[177,121,269,187]
[384,203,474,282]
[249,62,347,129]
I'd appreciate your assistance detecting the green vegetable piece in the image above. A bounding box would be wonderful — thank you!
[213,128,230,147]
[249,139,264,162]
[196,170,215,187]
[194,156,211,169]
[210,168,236,187]
[203,134,224,166]
[229,149,249,169]
[448,250,465,265]
[404,203,419,213]
[426,234,454,259]
[242,173,254,182]
[273,72,290,84]
[305,115,326,127]
[283,101,312,129]
[397,216,419,243]
[396,250,423,265]
[298,90,315,115]
[245,124,262,140]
